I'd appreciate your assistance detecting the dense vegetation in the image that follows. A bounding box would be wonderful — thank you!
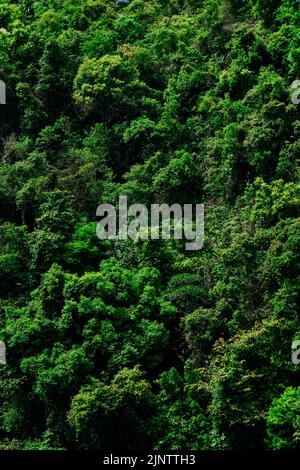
[0,0,299,450]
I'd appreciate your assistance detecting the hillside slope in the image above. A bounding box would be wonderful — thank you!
[0,0,299,450]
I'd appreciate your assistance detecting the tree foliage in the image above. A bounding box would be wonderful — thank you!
[0,0,299,450]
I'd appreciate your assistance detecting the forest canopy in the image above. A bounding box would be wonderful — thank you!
[0,0,299,450]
